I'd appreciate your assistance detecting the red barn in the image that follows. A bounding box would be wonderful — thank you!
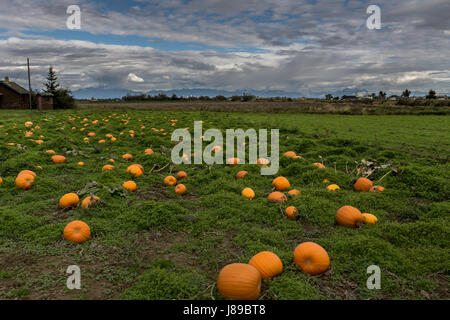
[0,76,30,109]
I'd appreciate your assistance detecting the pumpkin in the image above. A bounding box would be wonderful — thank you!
[164,176,177,186]
[267,191,288,203]
[122,153,133,161]
[236,171,248,179]
[127,164,144,177]
[226,158,240,166]
[25,121,33,127]
[64,221,91,243]
[313,162,325,169]
[257,158,269,166]
[353,178,373,192]
[336,205,363,228]
[78,162,84,166]
[176,171,187,180]
[272,176,290,191]
[59,193,80,208]
[370,185,385,193]
[0,177,2,185]
[293,242,330,275]
[81,195,100,210]
[15,173,34,190]
[18,170,36,178]
[52,155,66,164]
[242,187,255,199]
[327,184,340,191]
[285,206,299,220]
[46,150,56,154]
[283,151,296,157]
[122,181,137,192]
[88,132,96,137]
[362,213,378,225]
[144,148,154,155]
[217,263,261,300]
[248,251,283,279]
[323,179,330,184]
[102,164,114,171]
[98,139,106,144]
[288,189,300,197]
[175,184,186,194]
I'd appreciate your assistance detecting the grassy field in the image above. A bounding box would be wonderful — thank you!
[0,109,449,300]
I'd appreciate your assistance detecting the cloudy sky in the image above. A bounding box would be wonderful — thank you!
[0,0,449,97]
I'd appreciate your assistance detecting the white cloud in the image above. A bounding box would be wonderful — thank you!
[127,73,144,83]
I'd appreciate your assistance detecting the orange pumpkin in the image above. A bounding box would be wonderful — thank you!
[283,151,296,157]
[336,205,363,228]
[78,162,85,166]
[127,164,144,177]
[164,176,177,186]
[59,193,80,208]
[313,162,325,169]
[217,263,261,300]
[175,184,187,194]
[144,148,154,155]
[226,158,240,166]
[267,191,288,203]
[241,187,255,199]
[15,173,34,190]
[272,176,290,191]
[122,181,137,192]
[249,251,283,279]
[327,184,340,191]
[293,242,330,275]
[64,221,91,243]
[52,155,66,164]
[122,153,133,161]
[0,177,3,185]
[353,178,373,192]
[236,171,248,179]
[46,150,56,154]
[18,170,36,178]
[285,206,299,220]
[102,164,115,171]
[257,158,269,166]
[88,132,96,137]
[288,189,300,197]
[176,171,187,180]
[81,195,100,210]
[370,185,385,193]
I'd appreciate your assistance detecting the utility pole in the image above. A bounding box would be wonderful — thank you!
[27,58,32,109]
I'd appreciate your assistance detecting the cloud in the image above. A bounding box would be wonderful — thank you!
[127,73,144,83]
[0,0,448,96]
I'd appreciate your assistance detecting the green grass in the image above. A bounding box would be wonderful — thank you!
[0,109,448,300]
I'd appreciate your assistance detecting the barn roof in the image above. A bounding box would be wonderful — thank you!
[0,80,29,95]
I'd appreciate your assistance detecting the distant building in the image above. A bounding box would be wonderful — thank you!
[37,92,54,110]
[0,76,30,109]
[436,94,448,100]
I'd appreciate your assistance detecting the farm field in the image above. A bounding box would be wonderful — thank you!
[0,109,449,300]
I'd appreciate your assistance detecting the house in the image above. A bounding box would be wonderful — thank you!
[0,77,30,109]
[37,92,54,110]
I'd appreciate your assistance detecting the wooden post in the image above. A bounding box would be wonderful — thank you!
[27,58,32,109]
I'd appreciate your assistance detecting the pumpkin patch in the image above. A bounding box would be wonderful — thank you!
[0,109,443,300]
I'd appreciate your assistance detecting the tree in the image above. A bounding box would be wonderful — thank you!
[325,94,333,100]
[43,66,75,109]
[44,66,60,95]
[378,91,387,99]
[401,89,411,98]
[426,89,436,99]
